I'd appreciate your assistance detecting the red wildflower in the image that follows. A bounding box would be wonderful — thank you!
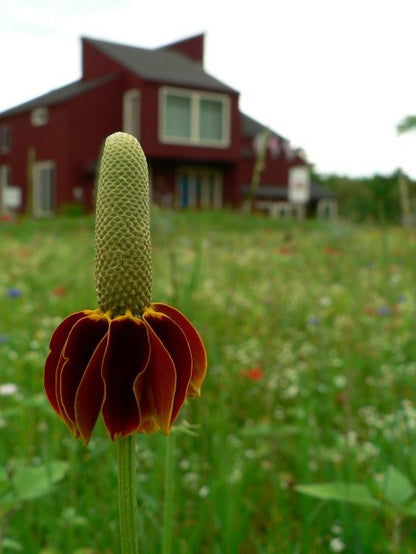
[53,286,67,297]
[240,367,264,381]
[44,303,206,444]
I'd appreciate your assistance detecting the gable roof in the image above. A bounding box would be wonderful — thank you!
[84,37,238,93]
[0,74,117,118]
[241,112,286,141]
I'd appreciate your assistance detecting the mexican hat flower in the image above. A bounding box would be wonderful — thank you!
[44,132,207,445]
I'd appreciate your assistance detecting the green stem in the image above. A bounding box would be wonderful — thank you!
[162,432,176,554]
[117,435,139,554]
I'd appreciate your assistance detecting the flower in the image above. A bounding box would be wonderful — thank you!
[44,133,207,444]
[307,315,320,327]
[45,303,206,444]
[329,537,345,552]
[53,286,67,297]
[240,367,264,381]
[377,305,392,316]
[0,383,18,396]
[7,287,22,298]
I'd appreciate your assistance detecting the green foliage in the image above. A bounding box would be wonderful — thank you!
[296,465,416,516]
[0,460,69,514]
[58,203,85,217]
[314,170,415,223]
[1,212,416,553]
[397,115,416,134]
[0,460,69,551]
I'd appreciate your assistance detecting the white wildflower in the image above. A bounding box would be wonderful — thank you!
[0,383,18,396]
[329,537,345,552]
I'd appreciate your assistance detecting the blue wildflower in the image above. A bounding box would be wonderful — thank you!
[307,316,320,326]
[377,306,391,316]
[7,288,22,298]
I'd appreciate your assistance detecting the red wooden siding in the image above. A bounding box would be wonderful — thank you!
[81,39,123,81]
[164,34,204,64]
[0,105,69,212]
[240,134,306,190]
[67,76,124,210]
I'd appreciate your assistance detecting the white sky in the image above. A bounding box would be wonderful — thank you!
[1,0,415,178]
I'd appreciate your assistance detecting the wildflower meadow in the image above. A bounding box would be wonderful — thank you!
[1,209,416,553]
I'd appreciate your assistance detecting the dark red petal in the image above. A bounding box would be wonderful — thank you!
[143,309,192,424]
[57,315,109,433]
[101,316,150,440]
[75,335,108,445]
[151,303,207,397]
[135,324,176,434]
[44,311,90,414]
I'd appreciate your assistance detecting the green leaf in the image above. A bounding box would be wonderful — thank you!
[0,466,8,483]
[295,481,380,508]
[60,506,88,527]
[401,499,416,518]
[12,461,69,502]
[382,465,414,506]
[0,466,10,497]
[0,538,23,551]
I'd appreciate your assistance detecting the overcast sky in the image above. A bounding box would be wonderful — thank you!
[1,0,415,178]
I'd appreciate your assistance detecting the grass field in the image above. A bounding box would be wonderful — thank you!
[1,209,416,553]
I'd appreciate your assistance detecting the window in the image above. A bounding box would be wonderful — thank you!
[0,165,10,214]
[165,95,191,139]
[33,161,55,217]
[0,125,10,153]
[31,107,49,126]
[199,99,223,141]
[0,166,21,212]
[122,89,140,138]
[160,87,230,147]
[0,165,11,187]
[176,167,222,209]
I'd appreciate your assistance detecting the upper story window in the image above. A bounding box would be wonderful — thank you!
[159,87,230,147]
[123,89,140,138]
[31,106,49,126]
[0,125,11,154]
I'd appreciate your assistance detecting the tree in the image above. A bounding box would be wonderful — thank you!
[397,115,416,134]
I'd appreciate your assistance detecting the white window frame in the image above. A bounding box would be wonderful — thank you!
[33,161,55,217]
[159,86,230,148]
[122,89,140,138]
[31,106,49,126]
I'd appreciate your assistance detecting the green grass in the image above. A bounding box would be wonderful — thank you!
[1,209,416,553]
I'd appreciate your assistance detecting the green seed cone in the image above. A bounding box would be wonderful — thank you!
[95,132,152,317]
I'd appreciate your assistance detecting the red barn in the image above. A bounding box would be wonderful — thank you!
[0,34,335,217]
